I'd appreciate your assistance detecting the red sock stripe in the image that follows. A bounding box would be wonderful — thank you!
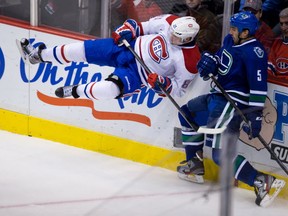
[89,82,98,99]
[61,45,70,63]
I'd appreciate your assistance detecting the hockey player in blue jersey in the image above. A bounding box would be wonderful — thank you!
[177,11,285,207]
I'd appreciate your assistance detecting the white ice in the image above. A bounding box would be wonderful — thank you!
[0,130,287,216]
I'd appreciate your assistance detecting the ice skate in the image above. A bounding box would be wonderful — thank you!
[253,172,286,207]
[16,38,46,64]
[55,85,79,98]
[177,151,204,184]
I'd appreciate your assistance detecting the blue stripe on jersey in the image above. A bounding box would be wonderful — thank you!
[84,83,90,99]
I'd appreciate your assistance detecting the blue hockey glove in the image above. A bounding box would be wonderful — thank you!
[148,73,172,96]
[112,19,139,45]
[242,109,263,139]
[197,52,218,81]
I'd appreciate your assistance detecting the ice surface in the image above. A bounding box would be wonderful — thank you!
[0,130,287,216]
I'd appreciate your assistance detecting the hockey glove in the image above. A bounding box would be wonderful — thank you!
[242,109,263,139]
[148,73,172,96]
[112,19,140,45]
[197,52,218,81]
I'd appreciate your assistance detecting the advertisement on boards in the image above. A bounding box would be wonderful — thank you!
[1,24,204,149]
[238,74,288,173]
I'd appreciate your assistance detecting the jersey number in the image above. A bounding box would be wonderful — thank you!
[257,70,262,81]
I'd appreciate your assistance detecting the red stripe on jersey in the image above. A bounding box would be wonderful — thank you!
[89,82,98,99]
[61,45,70,63]
[138,23,144,36]
[182,47,201,74]
[138,38,149,79]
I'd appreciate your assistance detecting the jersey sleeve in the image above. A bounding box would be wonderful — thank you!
[243,45,268,107]
[170,48,200,97]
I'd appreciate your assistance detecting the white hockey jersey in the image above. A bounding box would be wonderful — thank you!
[134,14,201,97]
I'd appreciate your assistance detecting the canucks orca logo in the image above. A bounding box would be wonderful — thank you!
[253,47,264,58]
[0,48,5,80]
[218,49,232,75]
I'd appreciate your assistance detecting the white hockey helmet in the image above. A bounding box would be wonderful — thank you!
[170,16,200,45]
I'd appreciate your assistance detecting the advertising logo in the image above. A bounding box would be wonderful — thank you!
[239,93,288,164]
[239,97,276,150]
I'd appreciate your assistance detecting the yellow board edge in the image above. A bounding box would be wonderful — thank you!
[0,108,287,199]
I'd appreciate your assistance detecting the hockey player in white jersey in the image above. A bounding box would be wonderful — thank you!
[17,14,201,100]
[176,11,286,207]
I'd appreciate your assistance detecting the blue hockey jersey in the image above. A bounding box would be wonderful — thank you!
[212,34,268,107]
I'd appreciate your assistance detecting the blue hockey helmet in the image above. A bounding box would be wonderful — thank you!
[230,11,259,36]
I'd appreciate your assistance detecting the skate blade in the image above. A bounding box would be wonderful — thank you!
[15,39,29,64]
[178,173,204,184]
[260,179,286,207]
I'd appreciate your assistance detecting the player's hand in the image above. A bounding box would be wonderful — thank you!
[112,19,139,45]
[148,73,172,95]
[197,52,218,81]
[242,109,263,139]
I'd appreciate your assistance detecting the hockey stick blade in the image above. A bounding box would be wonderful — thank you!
[16,39,29,64]
[197,126,226,134]
[178,173,204,184]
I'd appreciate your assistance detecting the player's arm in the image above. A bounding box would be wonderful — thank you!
[170,61,198,98]
[112,19,141,45]
[170,49,200,97]
[147,69,195,98]
[147,73,173,97]
[246,53,268,107]
[242,52,268,138]
[267,41,278,76]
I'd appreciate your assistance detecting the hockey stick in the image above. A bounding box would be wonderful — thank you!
[209,74,288,175]
[122,39,226,134]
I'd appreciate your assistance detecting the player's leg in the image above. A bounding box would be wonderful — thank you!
[17,38,86,64]
[226,104,286,207]
[54,80,121,100]
[177,94,236,183]
[234,155,286,207]
[17,38,124,66]
[55,66,141,100]
[16,38,47,64]
[177,95,210,183]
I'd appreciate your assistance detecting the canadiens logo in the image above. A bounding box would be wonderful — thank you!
[149,35,169,63]
[253,47,264,58]
[276,57,288,75]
